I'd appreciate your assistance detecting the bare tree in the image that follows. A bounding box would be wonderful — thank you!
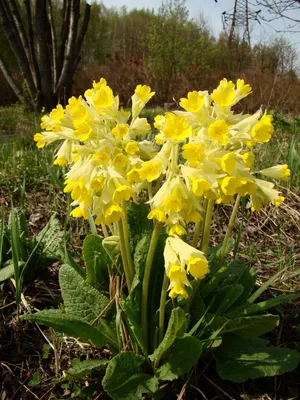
[0,0,91,111]
[255,1,300,32]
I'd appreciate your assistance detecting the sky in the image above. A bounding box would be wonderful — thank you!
[102,0,300,52]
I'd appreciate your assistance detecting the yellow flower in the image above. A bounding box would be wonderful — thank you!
[168,223,186,236]
[50,104,65,121]
[221,176,240,196]
[154,114,165,130]
[241,152,255,168]
[179,91,205,112]
[235,177,257,196]
[53,157,68,166]
[169,281,189,299]
[139,160,162,182]
[168,263,187,282]
[148,208,167,223]
[162,113,192,142]
[112,124,129,139]
[185,210,202,223]
[132,85,155,119]
[113,185,135,204]
[208,120,229,145]
[211,78,252,107]
[113,153,128,169]
[73,121,92,141]
[192,178,211,197]
[127,168,142,184]
[182,143,204,165]
[259,164,290,181]
[236,79,252,96]
[125,141,139,155]
[211,78,236,106]
[163,188,184,213]
[70,206,88,219]
[187,257,209,280]
[93,152,110,166]
[273,195,285,207]
[135,84,155,103]
[88,80,114,110]
[67,96,88,123]
[90,176,104,194]
[34,133,46,148]
[219,152,236,173]
[104,204,125,223]
[251,113,274,143]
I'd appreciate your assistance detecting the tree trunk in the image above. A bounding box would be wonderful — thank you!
[0,0,91,112]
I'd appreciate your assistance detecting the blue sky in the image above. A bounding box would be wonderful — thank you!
[101,0,300,51]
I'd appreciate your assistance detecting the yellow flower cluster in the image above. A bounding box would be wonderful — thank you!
[164,236,209,298]
[35,77,290,298]
[34,78,155,224]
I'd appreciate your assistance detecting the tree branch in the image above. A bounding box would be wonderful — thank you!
[0,53,27,105]
[55,0,81,96]
[47,0,58,87]
[0,1,36,101]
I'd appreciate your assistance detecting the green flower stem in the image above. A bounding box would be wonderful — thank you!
[141,222,162,352]
[200,199,214,255]
[192,199,206,248]
[117,219,133,291]
[219,195,241,261]
[158,273,169,344]
[192,221,202,248]
[101,223,109,238]
[171,144,179,171]
[122,206,135,282]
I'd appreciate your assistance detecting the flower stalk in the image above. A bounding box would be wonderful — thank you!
[219,195,241,261]
[200,199,214,255]
[141,222,162,352]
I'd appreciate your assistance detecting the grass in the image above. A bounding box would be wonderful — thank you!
[0,105,299,399]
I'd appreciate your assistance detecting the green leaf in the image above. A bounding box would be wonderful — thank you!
[59,264,109,324]
[83,234,109,289]
[248,267,289,304]
[149,307,187,362]
[102,352,158,400]
[21,310,105,348]
[131,234,151,293]
[59,264,117,348]
[59,264,108,323]
[8,208,28,239]
[242,294,297,316]
[0,263,14,282]
[67,359,108,379]
[36,214,64,260]
[212,314,279,338]
[201,265,228,299]
[156,336,202,381]
[122,298,146,354]
[126,202,151,252]
[28,371,42,387]
[211,284,244,314]
[215,335,300,382]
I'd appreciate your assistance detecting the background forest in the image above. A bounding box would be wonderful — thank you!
[0,0,299,113]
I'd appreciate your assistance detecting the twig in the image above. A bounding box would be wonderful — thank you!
[1,362,39,399]
[204,374,234,400]
[91,297,115,326]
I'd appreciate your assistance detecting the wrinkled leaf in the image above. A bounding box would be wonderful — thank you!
[21,310,105,348]
[149,307,187,362]
[67,359,108,379]
[102,352,158,400]
[215,335,299,382]
[156,336,202,381]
